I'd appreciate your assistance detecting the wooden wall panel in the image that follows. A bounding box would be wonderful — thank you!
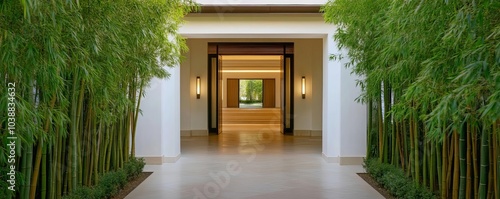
[227,79,239,108]
[263,79,276,108]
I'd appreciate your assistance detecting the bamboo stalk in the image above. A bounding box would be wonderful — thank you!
[492,122,497,199]
[383,82,391,163]
[460,123,467,199]
[488,136,494,199]
[424,138,428,187]
[378,94,384,162]
[105,125,113,172]
[392,120,397,165]
[467,123,472,199]
[444,132,453,199]
[69,72,78,192]
[473,125,479,198]
[430,141,435,191]
[76,79,85,188]
[454,130,460,199]
[495,120,499,199]
[397,121,404,169]
[41,144,47,199]
[413,112,420,183]
[63,134,69,195]
[437,141,443,193]
[410,117,415,178]
[30,94,57,199]
[479,124,490,199]
[367,99,373,159]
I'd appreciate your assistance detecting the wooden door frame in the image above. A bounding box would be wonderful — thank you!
[207,54,219,133]
[208,42,294,134]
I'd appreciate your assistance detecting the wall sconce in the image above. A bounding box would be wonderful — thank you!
[301,76,306,99]
[196,76,201,99]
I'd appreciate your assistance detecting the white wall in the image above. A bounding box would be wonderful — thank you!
[180,40,208,131]
[135,65,181,164]
[293,39,323,131]
[180,14,333,39]
[134,13,368,165]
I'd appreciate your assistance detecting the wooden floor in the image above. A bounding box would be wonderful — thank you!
[222,108,281,132]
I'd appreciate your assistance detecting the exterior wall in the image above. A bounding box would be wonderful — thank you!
[180,14,333,38]
[134,12,368,165]
[135,66,181,164]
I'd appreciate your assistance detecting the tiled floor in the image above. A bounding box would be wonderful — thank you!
[126,130,384,199]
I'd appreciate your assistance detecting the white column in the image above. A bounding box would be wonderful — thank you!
[322,33,367,165]
[339,57,367,164]
[135,77,165,165]
[162,66,181,162]
[135,65,181,165]
[322,33,341,163]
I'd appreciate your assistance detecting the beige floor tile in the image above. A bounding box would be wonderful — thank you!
[126,130,384,199]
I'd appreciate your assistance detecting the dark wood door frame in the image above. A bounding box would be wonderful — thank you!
[207,54,219,133]
[208,43,294,134]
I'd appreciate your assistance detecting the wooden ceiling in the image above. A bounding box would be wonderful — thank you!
[221,55,282,71]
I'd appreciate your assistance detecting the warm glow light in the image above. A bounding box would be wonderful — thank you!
[196,76,201,99]
[222,70,281,73]
[301,76,306,99]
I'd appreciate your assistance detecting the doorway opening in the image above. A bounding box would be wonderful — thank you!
[239,79,263,108]
[207,43,294,134]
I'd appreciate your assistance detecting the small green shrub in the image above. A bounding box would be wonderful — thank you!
[63,157,146,199]
[363,158,435,199]
[62,186,99,199]
[124,157,146,180]
[96,170,127,198]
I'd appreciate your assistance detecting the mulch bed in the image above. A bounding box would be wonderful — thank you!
[112,172,153,199]
[357,173,396,199]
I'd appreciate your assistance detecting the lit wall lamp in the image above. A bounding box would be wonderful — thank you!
[301,76,306,99]
[196,76,201,99]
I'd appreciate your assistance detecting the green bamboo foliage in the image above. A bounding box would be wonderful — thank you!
[323,0,500,198]
[0,0,196,198]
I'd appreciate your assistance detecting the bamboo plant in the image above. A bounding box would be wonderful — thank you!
[323,0,500,198]
[0,0,196,198]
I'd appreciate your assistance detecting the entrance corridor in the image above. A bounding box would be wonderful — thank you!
[126,130,384,199]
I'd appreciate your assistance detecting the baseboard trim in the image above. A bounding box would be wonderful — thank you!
[294,130,311,136]
[311,130,322,137]
[322,153,339,163]
[322,154,364,165]
[294,130,322,137]
[180,130,209,136]
[181,130,191,137]
[163,154,181,163]
[191,130,208,136]
[141,156,163,165]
